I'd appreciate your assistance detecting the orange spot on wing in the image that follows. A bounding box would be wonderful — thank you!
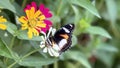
[60,34,69,39]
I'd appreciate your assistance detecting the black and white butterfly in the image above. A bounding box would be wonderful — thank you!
[40,24,75,57]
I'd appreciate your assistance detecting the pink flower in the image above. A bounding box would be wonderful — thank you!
[24,2,52,33]
[41,20,52,33]
[39,4,52,18]
[24,2,37,11]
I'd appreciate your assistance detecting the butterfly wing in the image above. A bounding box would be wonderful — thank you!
[53,24,75,53]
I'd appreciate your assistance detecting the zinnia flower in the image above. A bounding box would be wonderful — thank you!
[0,16,7,30]
[39,3,52,33]
[19,2,52,38]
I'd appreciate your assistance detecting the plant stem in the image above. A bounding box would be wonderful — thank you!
[10,36,16,48]
[4,36,16,66]
[110,22,120,38]
[22,0,27,8]
[7,48,41,68]
[56,0,63,29]
[18,40,23,46]
[98,0,104,10]
[44,65,48,68]
[10,0,15,3]
[56,0,63,16]
[54,62,58,68]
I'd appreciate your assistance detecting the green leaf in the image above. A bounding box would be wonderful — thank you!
[68,0,100,18]
[0,60,6,68]
[14,42,31,56]
[6,22,17,36]
[94,43,117,67]
[19,56,58,66]
[95,50,114,67]
[57,0,69,18]
[50,15,60,24]
[86,26,112,39]
[35,66,42,68]
[0,38,12,58]
[74,19,91,35]
[64,51,91,68]
[105,0,117,23]
[29,41,48,58]
[0,30,13,46]
[65,62,77,68]
[0,0,16,13]
[17,30,43,41]
[0,31,20,60]
[71,35,77,47]
[13,2,24,16]
[71,5,81,23]
[79,19,91,30]
[96,43,118,53]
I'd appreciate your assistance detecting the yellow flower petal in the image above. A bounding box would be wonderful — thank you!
[34,10,42,19]
[35,27,41,30]
[19,5,51,39]
[25,10,30,19]
[28,28,33,39]
[37,21,46,27]
[0,16,7,23]
[29,7,35,19]
[27,27,39,38]
[19,16,28,24]
[22,23,28,26]
[38,15,45,21]
[0,24,7,30]
[32,28,39,36]
[21,25,28,30]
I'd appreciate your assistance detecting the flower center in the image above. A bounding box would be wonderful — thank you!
[28,19,37,28]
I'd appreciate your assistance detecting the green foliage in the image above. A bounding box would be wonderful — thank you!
[68,0,100,18]
[0,0,16,13]
[86,26,112,39]
[64,51,91,68]
[0,0,120,68]
[6,22,17,36]
[19,56,58,67]
[0,38,12,58]
[17,30,43,41]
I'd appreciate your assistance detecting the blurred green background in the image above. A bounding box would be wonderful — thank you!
[0,0,120,68]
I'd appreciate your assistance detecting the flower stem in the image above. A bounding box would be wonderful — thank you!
[7,48,41,68]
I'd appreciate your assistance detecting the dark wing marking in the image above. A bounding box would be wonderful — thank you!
[59,34,72,54]
[53,24,75,53]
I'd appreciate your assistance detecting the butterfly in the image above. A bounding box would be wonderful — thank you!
[40,24,75,57]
